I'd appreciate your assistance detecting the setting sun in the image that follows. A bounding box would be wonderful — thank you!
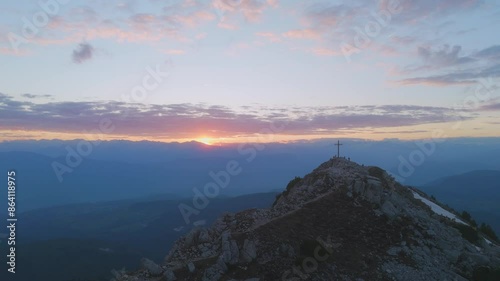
[197,137,214,146]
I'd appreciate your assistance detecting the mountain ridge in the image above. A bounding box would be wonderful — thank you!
[423,170,500,187]
[419,170,500,234]
[113,158,500,281]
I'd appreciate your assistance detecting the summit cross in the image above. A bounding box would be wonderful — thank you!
[335,140,343,158]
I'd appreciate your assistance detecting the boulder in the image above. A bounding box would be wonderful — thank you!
[199,229,211,243]
[229,240,240,265]
[141,258,163,276]
[241,239,257,263]
[163,268,177,281]
[381,200,398,218]
[184,228,201,248]
[187,262,196,273]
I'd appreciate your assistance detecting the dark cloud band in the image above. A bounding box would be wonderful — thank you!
[0,93,470,138]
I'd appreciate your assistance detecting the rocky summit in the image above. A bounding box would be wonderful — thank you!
[112,158,500,281]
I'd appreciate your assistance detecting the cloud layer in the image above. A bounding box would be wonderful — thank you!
[0,93,471,139]
[399,45,500,85]
[2,0,498,86]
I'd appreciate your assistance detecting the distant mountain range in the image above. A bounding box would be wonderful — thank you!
[0,192,278,281]
[0,150,307,212]
[419,170,500,233]
[2,138,500,212]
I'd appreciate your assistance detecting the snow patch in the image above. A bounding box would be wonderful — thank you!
[412,192,467,225]
[484,238,493,245]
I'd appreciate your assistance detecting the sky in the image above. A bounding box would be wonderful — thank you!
[1,0,499,144]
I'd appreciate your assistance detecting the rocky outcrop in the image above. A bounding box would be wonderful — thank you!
[240,239,257,263]
[141,258,163,277]
[113,157,500,281]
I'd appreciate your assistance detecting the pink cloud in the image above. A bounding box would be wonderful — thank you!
[212,0,278,29]
[255,31,282,42]
[282,29,321,40]
[217,21,239,30]
[0,46,32,56]
[164,49,187,55]
[0,3,218,51]
[310,47,340,56]
[173,10,216,27]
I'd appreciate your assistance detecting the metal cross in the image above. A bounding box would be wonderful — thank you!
[335,140,343,158]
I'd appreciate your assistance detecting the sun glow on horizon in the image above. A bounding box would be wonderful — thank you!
[197,137,214,146]
[2,118,500,144]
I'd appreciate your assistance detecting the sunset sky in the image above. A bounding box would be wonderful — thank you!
[1,0,499,144]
